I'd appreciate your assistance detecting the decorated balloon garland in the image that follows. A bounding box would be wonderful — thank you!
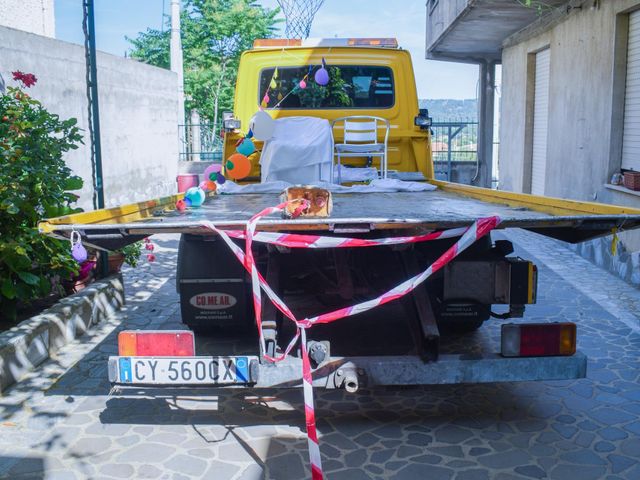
[175,58,331,212]
[261,58,330,110]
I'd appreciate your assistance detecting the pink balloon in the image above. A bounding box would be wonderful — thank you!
[199,181,210,191]
[299,79,307,89]
[203,163,223,181]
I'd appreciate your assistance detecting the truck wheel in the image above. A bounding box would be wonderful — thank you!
[433,301,490,335]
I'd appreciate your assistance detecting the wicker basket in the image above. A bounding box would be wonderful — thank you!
[624,171,640,191]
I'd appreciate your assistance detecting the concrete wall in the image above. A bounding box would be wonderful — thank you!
[425,0,470,54]
[499,0,640,252]
[0,0,55,37]
[0,25,179,210]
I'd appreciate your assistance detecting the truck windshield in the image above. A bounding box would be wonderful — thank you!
[258,65,394,109]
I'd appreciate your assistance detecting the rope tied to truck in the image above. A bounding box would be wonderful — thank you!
[200,202,501,480]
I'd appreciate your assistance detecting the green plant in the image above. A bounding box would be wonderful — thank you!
[296,79,329,108]
[117,242,143,268]
[296,67,353,108]
[0,72,84,321]
[515,0,555,14]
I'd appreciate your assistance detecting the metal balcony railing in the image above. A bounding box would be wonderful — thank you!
[431,119,478,181]
[179,123,224,162]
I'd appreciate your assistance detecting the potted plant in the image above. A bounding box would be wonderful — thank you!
[108,241,144,273]
[63,258,96,294]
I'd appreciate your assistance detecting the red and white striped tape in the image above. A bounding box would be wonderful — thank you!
[200,202,501,479]
[223,227,469,249]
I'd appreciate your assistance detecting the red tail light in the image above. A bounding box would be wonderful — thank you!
[118,330,195,356]
[501,323,576,357]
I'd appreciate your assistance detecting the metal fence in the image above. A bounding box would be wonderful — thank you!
[431,119,478,181]
[179,122,223,162]
[178,118,489,185]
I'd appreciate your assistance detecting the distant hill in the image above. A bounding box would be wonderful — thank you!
[420,99,478,122]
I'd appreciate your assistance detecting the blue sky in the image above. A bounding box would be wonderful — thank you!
[54,0,479,99]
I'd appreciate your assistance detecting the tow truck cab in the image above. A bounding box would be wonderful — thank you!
[221,38,433,180]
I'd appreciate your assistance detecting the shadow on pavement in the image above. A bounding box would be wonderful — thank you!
[0,456,45,479]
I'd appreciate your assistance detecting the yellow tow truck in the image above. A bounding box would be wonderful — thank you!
[40,38,640,390]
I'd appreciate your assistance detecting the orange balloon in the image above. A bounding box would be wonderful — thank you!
[226,153,251,180]
[206,180,217,191]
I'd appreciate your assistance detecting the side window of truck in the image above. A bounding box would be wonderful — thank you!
[259,65,395,110]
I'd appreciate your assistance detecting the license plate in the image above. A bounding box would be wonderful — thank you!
[116,356,254,385]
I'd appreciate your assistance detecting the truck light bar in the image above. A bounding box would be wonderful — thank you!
[118,330,195,357]
[253,38,302,48]
[253,38,398,49]
[347,38,398,48]
[501,323,576,357]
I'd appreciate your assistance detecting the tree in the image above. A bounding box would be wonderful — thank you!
[128,0,280,125]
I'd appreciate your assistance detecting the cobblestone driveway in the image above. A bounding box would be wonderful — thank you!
[1,230,640,480]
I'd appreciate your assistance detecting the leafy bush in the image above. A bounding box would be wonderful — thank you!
[118,241,143,268]
[0,73,84,321]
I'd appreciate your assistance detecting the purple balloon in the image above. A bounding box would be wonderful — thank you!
[71,242,88,263]
[315,67,329,86]
[217,173,226,185]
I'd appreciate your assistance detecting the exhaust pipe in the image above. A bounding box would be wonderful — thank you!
[343,374,359,393]
[334,368,363,393]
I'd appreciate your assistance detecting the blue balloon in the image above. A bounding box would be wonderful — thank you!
[184,187,206,207]
[237,138,255,156]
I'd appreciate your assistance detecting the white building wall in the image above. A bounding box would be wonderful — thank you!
[0,25,179,210]
[499,0,640,250]
[0,0,55,38]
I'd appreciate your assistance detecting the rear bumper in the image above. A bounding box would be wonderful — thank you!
[108,352,586,388]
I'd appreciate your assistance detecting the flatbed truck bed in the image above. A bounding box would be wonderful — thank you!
[40,180,640,390]
[39,181,640,246]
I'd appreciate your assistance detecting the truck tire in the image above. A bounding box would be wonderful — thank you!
[432,300,490,335]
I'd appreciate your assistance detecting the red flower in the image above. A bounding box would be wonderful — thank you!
[145,243,154,251]
[146,253,156,262]
[12,71,37,88]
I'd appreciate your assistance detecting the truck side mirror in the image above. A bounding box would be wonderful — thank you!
[223,111,241,131]
[415,110,432,130]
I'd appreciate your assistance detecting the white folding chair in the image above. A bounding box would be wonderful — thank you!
[331,116,390,183]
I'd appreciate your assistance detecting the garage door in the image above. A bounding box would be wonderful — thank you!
[531,48,550,195]
[623,10,640,171]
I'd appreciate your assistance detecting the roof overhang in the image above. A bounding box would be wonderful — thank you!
[427,0,569,63]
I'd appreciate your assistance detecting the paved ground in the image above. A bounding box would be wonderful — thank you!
[1,230,640,480]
